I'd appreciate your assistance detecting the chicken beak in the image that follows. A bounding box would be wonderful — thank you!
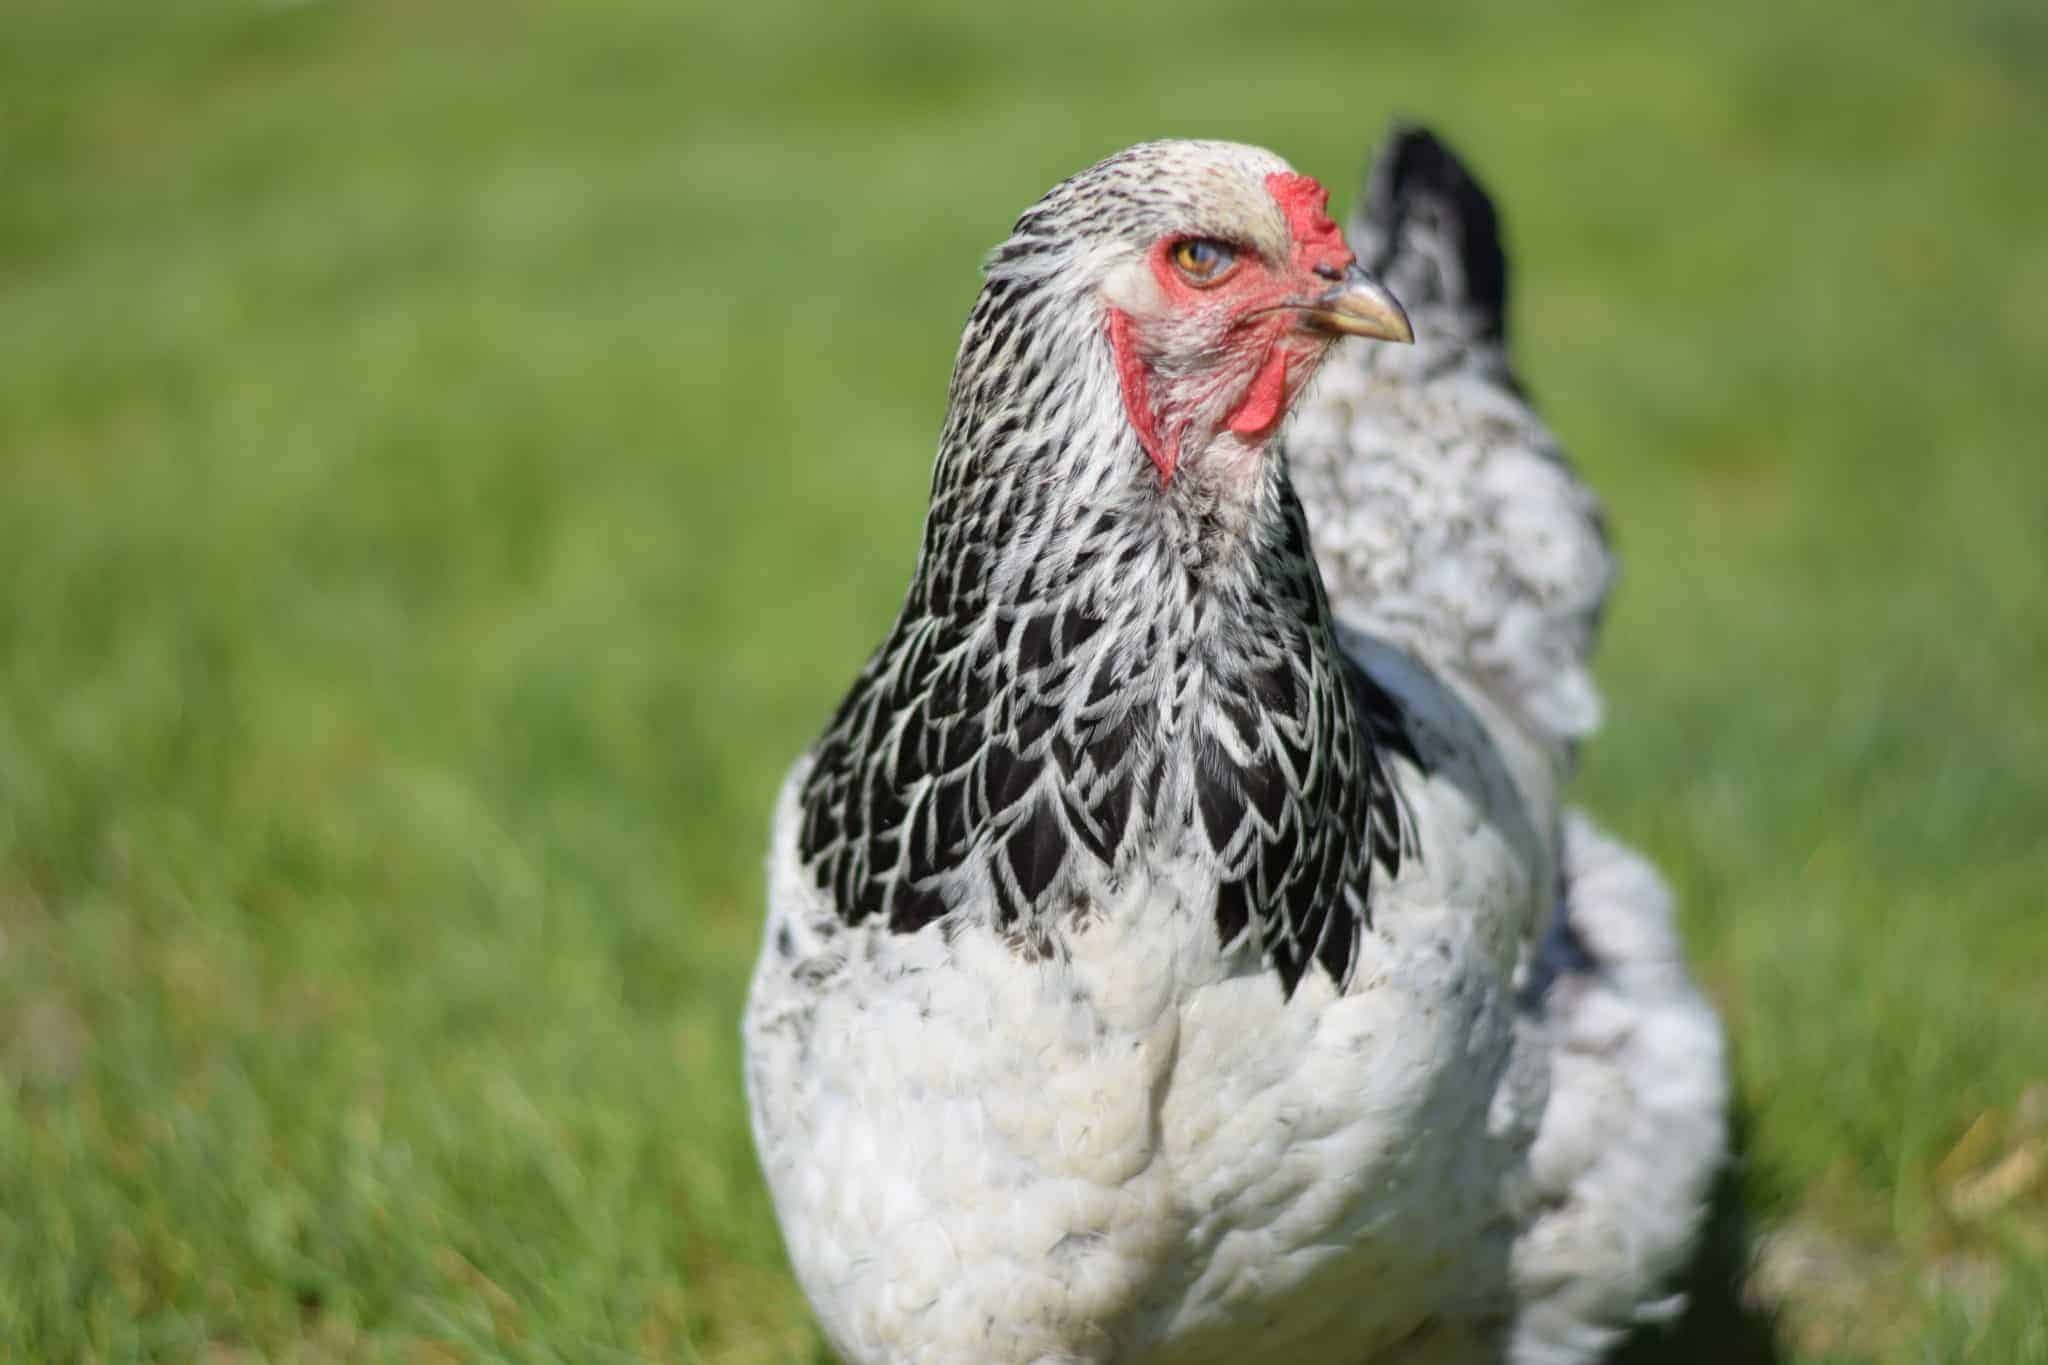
[1297,268,1414,344]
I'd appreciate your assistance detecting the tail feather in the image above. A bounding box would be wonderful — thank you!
[1290,121,1611,751]
[1352,124,1510,346]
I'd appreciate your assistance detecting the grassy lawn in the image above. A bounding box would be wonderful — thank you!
[2,0,2044,1359]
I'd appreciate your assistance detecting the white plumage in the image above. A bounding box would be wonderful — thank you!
[745,127,1726,1364]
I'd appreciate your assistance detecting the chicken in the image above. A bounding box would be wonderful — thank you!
[744,126,1727,1364]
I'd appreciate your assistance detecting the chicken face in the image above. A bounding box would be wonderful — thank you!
[1095,158,1413,485]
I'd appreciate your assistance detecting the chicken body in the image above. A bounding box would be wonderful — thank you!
[745,129,1726,1365]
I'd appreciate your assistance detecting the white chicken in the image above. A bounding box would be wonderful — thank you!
[745,125,1727,1364]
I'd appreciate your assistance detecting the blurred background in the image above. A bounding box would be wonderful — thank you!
[2,0,2044,1359]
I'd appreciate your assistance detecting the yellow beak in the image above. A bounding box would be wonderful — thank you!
[1297,268,1415,344]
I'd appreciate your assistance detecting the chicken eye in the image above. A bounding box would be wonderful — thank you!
[1170,238,1237,284]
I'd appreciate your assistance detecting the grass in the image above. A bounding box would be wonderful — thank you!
[1,0,2044,1359]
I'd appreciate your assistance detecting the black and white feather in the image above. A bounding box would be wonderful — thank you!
[795,141,1425,997]
[1291,126,1614,749]
[746,127,1726,1365]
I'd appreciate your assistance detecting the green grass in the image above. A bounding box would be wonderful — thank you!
[2,0,2044,1359]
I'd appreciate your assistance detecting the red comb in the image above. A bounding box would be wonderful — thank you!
[1265,172,1353,275]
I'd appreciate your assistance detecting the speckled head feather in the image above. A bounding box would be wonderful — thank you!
[795,140,1419,996]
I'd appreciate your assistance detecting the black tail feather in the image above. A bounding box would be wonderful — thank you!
[1356,124,1509,342]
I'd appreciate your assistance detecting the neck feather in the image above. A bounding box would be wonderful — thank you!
[795,271,1415,998]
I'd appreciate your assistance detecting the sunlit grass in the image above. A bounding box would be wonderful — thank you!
[2,0,2044,1358]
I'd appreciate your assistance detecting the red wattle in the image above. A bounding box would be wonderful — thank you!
[1226,346,1291,438]
[1107,308,1175,483]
